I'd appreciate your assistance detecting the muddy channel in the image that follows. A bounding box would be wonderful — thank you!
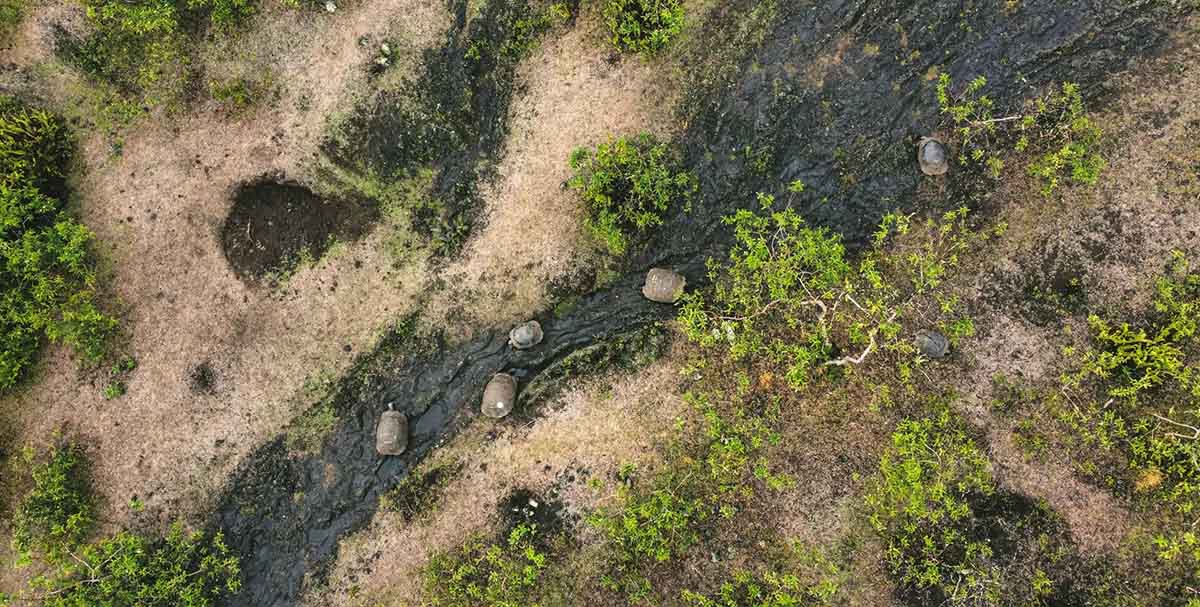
[211,1,1186,605]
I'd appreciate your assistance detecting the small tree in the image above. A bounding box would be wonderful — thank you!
[567,134,697,256]
[679,192,974,389]
[32,525,242,607]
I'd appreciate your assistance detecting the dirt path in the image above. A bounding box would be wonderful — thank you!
[306,353,688,607]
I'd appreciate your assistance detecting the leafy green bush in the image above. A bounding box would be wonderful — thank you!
[0,99,116,392]
[0,97,71,191]
[11,443,94,563]
[1064,253,1198,406]
[936,75,1105,194]
[679,193,975,389]
[864,409,998,604]
[567,133,697,256]
[8,442,240,607]
[188,0,255,29]
[590,476,705,601]
[1022,83,1105,195]
[30,524,241,607]
[423,523,548,607]
[0,0,21,41]
[68,0,191,109]
[602,0,685,55]
[65,0,259,110]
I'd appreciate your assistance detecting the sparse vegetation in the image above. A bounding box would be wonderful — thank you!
[8,444,241,607]
[588,391,790,603]
[60,0,262,112]
[0,0,22,42]
[285,402,337,454]
[0,98,116,392]
[209,76,275,114]
[680,547,842,607]
[567,134,698,256]
[1054,252,1200,574]
[379,460,462,521]
[603,0,685,55]
[423,523,548,607]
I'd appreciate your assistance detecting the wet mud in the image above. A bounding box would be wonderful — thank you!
[212,1,1188,605]
[214,276,674,606]
[220,180,378,282]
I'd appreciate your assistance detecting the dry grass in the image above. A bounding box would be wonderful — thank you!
[0,0,451,532]
[425,10,680,332]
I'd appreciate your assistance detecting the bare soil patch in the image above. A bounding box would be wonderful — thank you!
[221,179,379,281]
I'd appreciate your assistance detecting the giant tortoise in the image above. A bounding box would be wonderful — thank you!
[914,330,950,359]
[642,268,686,303]
[375,404,408,456]
[917,136,950,176]
[482,373,518,419]
[509,321,544,350]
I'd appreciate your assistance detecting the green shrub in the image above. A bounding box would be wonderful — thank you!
[936,76,1105,194]
[1056,252,1200,572]
[567,133,697,256]
[588,392,790,602]
[864,409,998,604]
[66,0,259,110]
[423,523,548,607]
[602,0,685,55]
[188,0,255,29]
[0,100,117,392]
[11,443,94,563]
[1021,83,1106,195]
[498,3,570,60]
[69,0,191,109]
[30,524,242,607]
[1064,253,1198,406]
[678,194,975,389]
[0,97,71,191]
[0,181,117,389]
[589,479,705,601]
[0,0,22,43]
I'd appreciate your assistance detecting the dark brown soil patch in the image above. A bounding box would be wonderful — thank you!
[220,179,378,282]
[188,361,218,395]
